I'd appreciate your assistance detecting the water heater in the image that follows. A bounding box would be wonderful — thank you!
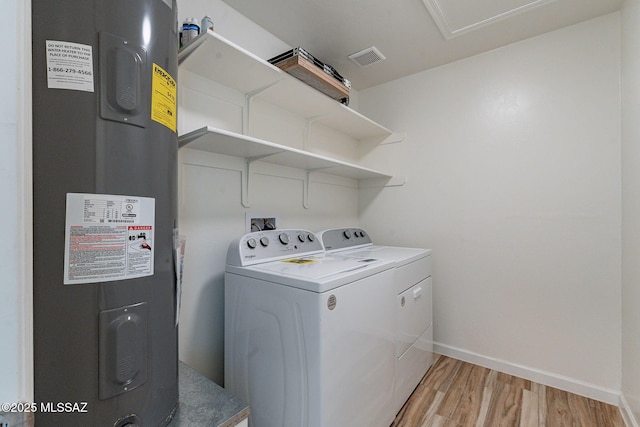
[32,0,179,425]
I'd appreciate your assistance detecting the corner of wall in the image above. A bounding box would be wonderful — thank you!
[620,393,639,427]
[621,0,640,425]
[17,0,33,404]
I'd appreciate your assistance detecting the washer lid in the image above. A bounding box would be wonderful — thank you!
[226,253,393,292]
[256,253,381,279]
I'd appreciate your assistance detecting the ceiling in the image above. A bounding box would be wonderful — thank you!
[221,0,623,90]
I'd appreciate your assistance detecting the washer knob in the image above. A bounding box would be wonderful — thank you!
[247,238,257,249]
[260,237,269,247]
[308,234,315,242]
[343,230,351,239]
[298,234,306,243]
[279,233,289,244]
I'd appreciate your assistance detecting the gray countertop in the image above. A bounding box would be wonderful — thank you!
[170,362,250,427]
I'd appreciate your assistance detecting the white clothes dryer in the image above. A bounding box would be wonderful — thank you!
[224,229,396,427]
[317,228,433,415]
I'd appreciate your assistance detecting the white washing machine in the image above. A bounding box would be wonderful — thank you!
[317,228,433,415]
[224,229,397,427]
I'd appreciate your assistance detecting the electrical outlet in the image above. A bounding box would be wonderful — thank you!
[246,213,278,233]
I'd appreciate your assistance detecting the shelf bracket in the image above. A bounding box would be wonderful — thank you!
[302,168,331,209]
[380,132,406,145]
[303,170,312,209]
[303,114,330,151]
[241,152,284,208]
[243,81,281,136]
[360,131,406,148]
[359,175,407,188]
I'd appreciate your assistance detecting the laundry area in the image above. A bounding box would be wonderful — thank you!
[174,0,638,425]
[3,0,640,426]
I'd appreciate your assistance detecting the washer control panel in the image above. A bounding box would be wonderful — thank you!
[318,228,372,251]
[227,229,323,266]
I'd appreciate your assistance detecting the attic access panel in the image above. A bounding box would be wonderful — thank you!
[423,0,557,39]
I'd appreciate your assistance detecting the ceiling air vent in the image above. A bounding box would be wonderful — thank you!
[348,46,386,68]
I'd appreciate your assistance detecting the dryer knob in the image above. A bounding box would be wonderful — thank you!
[343,230,351,239]
[279,233,289,245]
[260,237,269,247]
[247,238,257,249]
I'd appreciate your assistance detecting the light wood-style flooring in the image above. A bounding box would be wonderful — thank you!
[391,355,625,427]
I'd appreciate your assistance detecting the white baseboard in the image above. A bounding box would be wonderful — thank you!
[434,342,620,405]
[620,393,640,427]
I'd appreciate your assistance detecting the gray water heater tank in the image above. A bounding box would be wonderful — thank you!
[32,0,179,425]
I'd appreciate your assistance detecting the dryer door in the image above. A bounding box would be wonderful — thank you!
[397,277,432,357]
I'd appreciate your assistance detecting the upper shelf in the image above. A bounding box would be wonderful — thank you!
[179,126,393,181]
[178,31,393,141]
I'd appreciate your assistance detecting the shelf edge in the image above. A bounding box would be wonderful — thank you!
[178,126,392,180]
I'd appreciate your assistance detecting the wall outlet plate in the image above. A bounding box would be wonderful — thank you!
[246,213,278,233]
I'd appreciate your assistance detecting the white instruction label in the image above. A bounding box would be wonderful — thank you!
[46,40,94,92]
[64,193,155,285]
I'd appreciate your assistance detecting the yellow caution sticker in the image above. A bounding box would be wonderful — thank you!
[281,258,317,264]
[151,63,176,132]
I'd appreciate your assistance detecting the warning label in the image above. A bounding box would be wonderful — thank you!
[67,225,127,281]
[64,193,155,285]
[127,225,153,276]
[151,63,177,132]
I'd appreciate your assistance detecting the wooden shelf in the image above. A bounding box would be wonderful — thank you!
[178,31,393,141]
[179,126,392,180]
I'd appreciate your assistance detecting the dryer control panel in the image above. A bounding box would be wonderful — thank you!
[227,229,324,266]
[318,227,373,251]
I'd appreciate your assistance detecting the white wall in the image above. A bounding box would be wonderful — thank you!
[621,0,640,424]
[0,0,31,405]
[176,0,362,384]
[358,14,622,400]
